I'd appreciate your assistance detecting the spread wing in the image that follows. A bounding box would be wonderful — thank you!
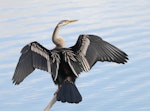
[71,35,128,71]
[12,42,51,85]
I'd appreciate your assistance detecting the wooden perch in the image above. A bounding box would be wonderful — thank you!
[44,94,57,111]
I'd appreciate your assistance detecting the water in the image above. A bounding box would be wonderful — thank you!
[0,0,150,111]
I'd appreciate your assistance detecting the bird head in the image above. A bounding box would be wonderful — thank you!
[57,20,78,27]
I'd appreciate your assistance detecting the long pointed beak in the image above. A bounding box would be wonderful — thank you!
[67,20,78,24]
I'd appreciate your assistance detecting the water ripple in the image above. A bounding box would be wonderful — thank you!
[0,0,150,111]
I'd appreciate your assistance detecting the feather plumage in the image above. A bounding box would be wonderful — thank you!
[13,20,128,106]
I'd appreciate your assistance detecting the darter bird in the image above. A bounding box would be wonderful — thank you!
[12,20,128,110]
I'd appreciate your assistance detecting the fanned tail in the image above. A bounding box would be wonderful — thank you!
[57,81,82,103]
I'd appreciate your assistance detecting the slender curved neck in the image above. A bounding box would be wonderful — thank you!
[52,25,65,48]
[52,25,59,41]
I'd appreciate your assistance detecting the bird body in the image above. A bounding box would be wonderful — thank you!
[13,20,128,105]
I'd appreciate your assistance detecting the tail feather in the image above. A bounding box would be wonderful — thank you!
[70,83,82,103]
[57,81,82,103]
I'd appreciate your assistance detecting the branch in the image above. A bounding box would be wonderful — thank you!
[44,94,57,111]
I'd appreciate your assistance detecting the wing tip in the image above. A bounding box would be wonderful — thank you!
[12,80,19,85]
[119,57,129,64]
[12,76,21,85]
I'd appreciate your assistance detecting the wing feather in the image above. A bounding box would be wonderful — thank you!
[12,42,51,85]
[71,35,128,71]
